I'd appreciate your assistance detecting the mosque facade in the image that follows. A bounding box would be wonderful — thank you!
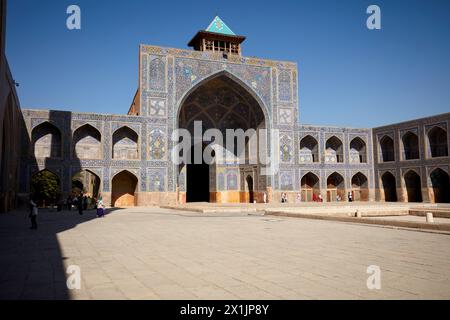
[16,17,450,207]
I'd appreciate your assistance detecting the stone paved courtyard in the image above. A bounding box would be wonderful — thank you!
[1,207,449,300]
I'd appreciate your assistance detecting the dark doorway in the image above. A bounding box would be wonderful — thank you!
[404,170,423,202]
[430,168,450,203]
[186,146,210,202]
[402,131,419,160]
[246,175,254,203]
[381,172,397,202]
[380,136,395,162]
[428,126,448,158]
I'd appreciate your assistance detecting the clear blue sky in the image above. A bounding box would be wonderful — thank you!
[6,0,450,128]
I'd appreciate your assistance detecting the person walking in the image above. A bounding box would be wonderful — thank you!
[296,192,302,204]
[29,199,38,230]
[77,195,83,215]
[348,192,353,202]
[83,195,88,211]
[67,196,72,211]
[96,198,105,218]
[263,192,267,204]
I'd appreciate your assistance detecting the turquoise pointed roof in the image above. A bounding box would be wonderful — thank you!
[205,16,235,36]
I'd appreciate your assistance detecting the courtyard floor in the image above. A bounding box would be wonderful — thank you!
[0,206,449,300]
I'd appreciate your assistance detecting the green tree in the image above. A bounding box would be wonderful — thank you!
[30,170,60,206]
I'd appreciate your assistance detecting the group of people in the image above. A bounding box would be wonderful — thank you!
[334,192,354,202]
[28,194,106,230]
[281,192,354,203]
[64,195,91,212]
[282,192,321,203]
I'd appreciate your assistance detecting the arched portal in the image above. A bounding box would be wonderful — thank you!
[404,170,422,202]
[177,72,267,203]
[325,136,343,163]
[381,172,397,202]
[430,168,450,203]
[111,171,138,207]
[32,122,62,158]
[73,124,102,159]
[327,172,345,202]
[428,126,448,158]
[380,136,394,162]
[350,137,367,163]
[30,169,61,207]
[72,170,101,200]
[112,126,139,160]
[300,135,319,163]
[402,131,419,160]
[351,172,368,201]
[301,172,320,201]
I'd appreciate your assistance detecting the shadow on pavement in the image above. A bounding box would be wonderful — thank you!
[0,207,123,299]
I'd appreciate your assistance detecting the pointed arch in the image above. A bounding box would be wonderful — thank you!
[300,135,319,163]
[351,172,368,201]
[301,172,320,201]
[72,169,101,199]
[326,172,345,201]
[73,124,102,159]
[176,70,270,129]
[428,126,448,158]
[402,131,419,160]
[350,137,367,163]
[381,171,397,202]
[177,71,268,203]
[379,135,394,162]
[111,170,138,207]
[404,170,422,202]
[430,168,450,203]
[31,121,62,158]
[112,126,139,160]
[325,136,343,163]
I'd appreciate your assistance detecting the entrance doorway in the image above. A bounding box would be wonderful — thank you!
[186,147,210,202]
[327,172,345,202]
[111,170,138,207]
[404,170,422,202]
[177,72,267,204]
[430,168,450,203]
[246,175,254,203]
[351,172,368,201]
[381,172,397,202]
[301,172,320,201]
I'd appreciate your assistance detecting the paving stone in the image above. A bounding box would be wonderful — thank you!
[1,207,449,299]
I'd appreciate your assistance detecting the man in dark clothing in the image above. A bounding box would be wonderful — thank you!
[29,199,38,229]
[67,196,72,211]
[83,195,88,210]
[78,195,83,215]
